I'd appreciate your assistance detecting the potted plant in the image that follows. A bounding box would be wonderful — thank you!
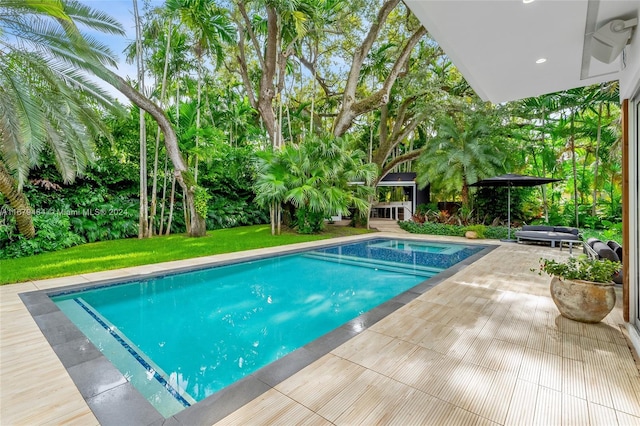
[535,256,621,323]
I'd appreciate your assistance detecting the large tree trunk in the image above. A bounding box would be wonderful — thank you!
[0,162,35,238]
[236,1,281,147]
[91,66,206,237]
[333,0,426,136]
[372,96,426,172]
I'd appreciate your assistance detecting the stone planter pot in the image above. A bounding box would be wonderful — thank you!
[549,276,616,323]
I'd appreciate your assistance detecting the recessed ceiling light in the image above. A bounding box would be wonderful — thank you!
[523,0,535,3]
[536,58,547,64]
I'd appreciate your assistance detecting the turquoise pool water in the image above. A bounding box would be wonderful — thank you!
[52,238,484,417]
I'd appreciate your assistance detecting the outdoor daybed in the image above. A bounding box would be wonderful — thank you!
[584,238,623,284]
[515,225,580,248]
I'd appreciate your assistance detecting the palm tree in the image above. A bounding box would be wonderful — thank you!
[2,0,208,237]
[253,149,289,235]
[0,0,124,237]
[166,0,234,182]
[513,92,560,222]
[254,135,377,234]
[124,10,193,236]
[416,109,505,207]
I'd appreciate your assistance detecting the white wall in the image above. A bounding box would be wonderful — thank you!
[620,28,640,99]
[621,27,640,354]
[626,93,640,355]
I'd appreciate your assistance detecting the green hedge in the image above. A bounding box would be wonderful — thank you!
[399,221,511,240]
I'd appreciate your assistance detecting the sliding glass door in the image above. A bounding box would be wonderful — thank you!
[633,95,640,331]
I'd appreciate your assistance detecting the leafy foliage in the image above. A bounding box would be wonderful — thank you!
[399,220,510,240]
[206,195,268,230]
[0,0,124,188]
[295,209,327,234]
[535,256,620,283]
[416,105,506,206]
[0,0,625,260]
[193,186,211,218]
[473,186,535,225]
[254,135,378,233]
[0,214,83,259]
[464,224,486,239]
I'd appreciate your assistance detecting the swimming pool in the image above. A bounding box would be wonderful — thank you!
[26,237,492,423]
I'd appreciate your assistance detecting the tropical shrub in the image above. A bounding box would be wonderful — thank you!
[22,162,140,243]
[199,144,268,230]
[415,203,437,216]
[399,221,510,240]
[295,209,326,234]
[473,186,533,224]
[399,221,466,237]
[0,214,83,259]
[483,226,510,240]
[464,224,486,238]
[534,256,620,283]
[206,196,268,229]
[254,135,377,234]
[68,197,138,242]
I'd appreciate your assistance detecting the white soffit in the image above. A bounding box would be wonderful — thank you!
[404,0,639,103]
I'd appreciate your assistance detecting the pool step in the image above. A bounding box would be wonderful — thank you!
[303,251,442,277]
[55,298,197,417]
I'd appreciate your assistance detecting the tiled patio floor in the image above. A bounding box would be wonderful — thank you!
[1,232,639,425]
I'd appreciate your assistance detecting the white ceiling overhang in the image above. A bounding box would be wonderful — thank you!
[404,0,640,103]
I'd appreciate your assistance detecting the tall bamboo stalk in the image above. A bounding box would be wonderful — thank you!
[148,19,173,237]
[133,0,148,238]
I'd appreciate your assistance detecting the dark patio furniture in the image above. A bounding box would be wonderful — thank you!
[514,225,580,248]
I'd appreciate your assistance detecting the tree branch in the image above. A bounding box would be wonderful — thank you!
[379,148,424,180]
[236,0,265,70]
[235,27,257,109]
[342,0,400,108]
[296,54,335,97]
[334,15,427,136]
[350,26,427,118]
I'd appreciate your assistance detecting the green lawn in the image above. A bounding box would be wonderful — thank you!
[0,224,372,285]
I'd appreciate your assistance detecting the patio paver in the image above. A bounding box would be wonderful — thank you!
[1,233,639,425]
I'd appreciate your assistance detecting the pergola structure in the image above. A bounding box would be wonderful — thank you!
[372,172,430,221]
[405,0,640,356]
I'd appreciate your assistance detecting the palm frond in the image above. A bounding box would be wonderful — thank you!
[44,121,76,182]
[0,104,30,189]
[0,59,49,182]
[64,0,125,36]
[4,14,120,68]
[1,0,68,19]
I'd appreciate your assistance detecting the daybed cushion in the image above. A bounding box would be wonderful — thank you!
[592,241,620,262]
[515,230,579,241]
[607,240,623,260]
[586,237,601,248]
[553,226,579,235]
[521,225,554,232]
[584,238,623,284]
[585,237,601,255]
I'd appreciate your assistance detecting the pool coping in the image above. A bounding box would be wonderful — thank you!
[19,235,497,426]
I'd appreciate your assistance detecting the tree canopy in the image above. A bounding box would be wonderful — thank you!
[0,0,623,258]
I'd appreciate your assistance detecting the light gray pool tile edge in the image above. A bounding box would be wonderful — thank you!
[18,237,497,426]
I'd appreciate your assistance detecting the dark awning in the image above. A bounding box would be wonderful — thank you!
[470,173,561,188]
[469,173,562,241]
